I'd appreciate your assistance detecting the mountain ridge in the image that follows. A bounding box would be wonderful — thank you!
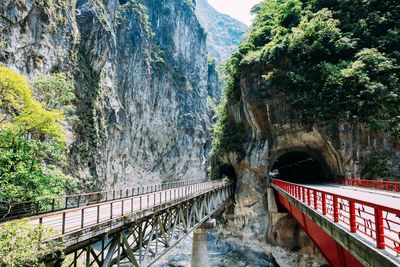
[195,0,247,63]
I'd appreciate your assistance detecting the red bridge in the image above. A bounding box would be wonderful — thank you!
[272,178,400,267]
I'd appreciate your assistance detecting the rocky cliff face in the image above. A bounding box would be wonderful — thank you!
[72,0,212,189]
[216,47,400,266]
[0,0,214,189]
[195,0,247,63]
[0,0,78,77]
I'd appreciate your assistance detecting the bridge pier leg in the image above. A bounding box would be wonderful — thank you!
[191,224,209,267]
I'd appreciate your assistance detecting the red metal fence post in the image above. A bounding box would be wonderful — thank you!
[302,187,305,202]
[307,189,311,206]
[322,193,326,215]
[349,200,356,233]
[313,190,317,210]
[333,196,339,222]
[375,208,385,249]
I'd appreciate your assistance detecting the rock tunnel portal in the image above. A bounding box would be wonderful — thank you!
[270,151,329,184]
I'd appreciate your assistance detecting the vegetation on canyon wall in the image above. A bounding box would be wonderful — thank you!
[213,0,400,159]
[0,67,75,265]
[0,66,77,203]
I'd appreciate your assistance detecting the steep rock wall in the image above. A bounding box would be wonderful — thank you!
[0,0,78,77]
[0,0,215,190]
[71,0,211,189]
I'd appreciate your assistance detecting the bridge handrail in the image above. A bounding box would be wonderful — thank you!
[272,179,400,256]
[29,180,231,241]
[333,178,400,192]
[0,179,206,221]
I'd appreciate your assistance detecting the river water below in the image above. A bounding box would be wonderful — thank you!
[154,229,327,267]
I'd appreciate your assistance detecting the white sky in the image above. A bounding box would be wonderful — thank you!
[207,0,263,26]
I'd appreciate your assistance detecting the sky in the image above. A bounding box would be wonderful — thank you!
[207,0,263,26]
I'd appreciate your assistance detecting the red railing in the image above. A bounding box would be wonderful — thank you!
[272,179,400,257]
[333,178,400,192]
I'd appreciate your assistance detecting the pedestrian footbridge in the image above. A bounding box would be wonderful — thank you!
[1,180,233,266]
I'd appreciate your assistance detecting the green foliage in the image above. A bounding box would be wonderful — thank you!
[0,67,78,203]
[222,52,243,102]
[0,66,65,143]
[0,219,61,266]
[32,73,74,110]
[32,73,77,124]
[362,154,399,178]
[220,0,400,138]
[249,0,302,47]
[0,130,78,203]
[211,99,244,158]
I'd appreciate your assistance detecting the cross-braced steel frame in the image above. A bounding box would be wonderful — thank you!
[61,183,233,267]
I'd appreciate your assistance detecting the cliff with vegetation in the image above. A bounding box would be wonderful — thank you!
[0,0,218,197]
[214,0,400,263]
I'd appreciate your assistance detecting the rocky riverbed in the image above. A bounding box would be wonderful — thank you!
[155,229,328,267]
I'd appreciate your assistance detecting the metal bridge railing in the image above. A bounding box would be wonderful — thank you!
[333,178,400,192]
[30,180,230,239]
[0,179,206,221]
[272,179,400,257]
[59,180,234,267]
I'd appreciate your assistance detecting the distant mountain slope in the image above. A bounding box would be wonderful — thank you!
[195,0,247,63]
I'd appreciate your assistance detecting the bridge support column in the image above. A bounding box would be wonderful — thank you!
[267,187,287,233]
[191,224,209,267]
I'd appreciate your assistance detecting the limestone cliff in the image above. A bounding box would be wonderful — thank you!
[0,0,213,189]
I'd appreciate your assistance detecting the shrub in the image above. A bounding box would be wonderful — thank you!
[0,219,61,266]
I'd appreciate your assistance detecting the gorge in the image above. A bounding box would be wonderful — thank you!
[1,0,400,266]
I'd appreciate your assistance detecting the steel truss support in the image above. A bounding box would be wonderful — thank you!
[63,185,232,267]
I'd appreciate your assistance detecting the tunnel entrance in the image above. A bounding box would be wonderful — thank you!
[270,151,328,184]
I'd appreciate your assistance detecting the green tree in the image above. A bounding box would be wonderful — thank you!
[32,73,77,121]
[0,130,77,203]
[0,67,78,203]
[0,219,61,266]
[0,66,65,143]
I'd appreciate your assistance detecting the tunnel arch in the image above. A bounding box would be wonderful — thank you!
[270,149,330,184]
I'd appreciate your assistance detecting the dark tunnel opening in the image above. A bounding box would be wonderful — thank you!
[219,164,237,182]
[270,151,329,184]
